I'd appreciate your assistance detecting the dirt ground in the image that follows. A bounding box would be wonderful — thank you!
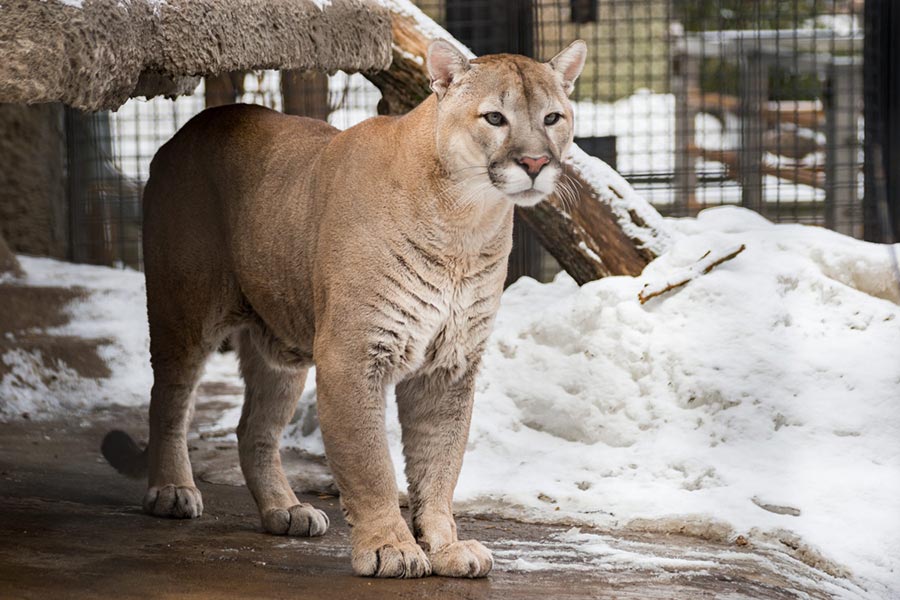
[0,279,846,599]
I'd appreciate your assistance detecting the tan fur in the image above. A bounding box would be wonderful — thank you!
[123,40,585,578]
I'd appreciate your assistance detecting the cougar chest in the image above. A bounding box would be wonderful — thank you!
[418,283,483,381]
[365,231,508,386]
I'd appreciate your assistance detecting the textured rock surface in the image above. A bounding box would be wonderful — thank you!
[0,0,393,111]
[0,103,67,258]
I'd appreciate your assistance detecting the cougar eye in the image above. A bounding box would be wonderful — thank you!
[483,112,506,126]
[544,112,562,126]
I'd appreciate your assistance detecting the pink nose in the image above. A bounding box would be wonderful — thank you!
[517,156,550,177]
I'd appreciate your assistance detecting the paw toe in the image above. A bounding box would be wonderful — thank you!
[430,539,493,578]
[143,485,203,519]
[353,541,431,578]
[263,504,329,537]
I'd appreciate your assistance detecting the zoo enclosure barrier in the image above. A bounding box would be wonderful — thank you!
[67,0,894,274]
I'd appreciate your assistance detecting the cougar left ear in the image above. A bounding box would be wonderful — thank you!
[427,39,471,99]
[548,40,587,96]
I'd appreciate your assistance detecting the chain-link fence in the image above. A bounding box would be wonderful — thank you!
[68,0,872,271]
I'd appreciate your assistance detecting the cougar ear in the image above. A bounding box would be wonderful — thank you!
[427,39,471,99]
[548,40,587,96]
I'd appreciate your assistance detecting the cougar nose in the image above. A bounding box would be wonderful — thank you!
[516,156,550,179]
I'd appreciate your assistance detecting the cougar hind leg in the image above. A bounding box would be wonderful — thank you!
[143,306,227,519]
[141,257,233,518]
[139,148,243,519]
[235,327,328,537]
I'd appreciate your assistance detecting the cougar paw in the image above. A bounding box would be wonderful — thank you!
[262,504,329,537]
[429,539,493,578]
[143,485,203,519]
[352,539,432,579]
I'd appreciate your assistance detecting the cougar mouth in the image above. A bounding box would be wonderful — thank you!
[505,187,549,207]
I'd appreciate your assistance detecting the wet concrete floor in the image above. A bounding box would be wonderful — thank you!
[0,405,835,599]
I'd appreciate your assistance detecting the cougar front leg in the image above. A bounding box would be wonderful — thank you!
[315,345,430,579]
[236,330,328,537]
[395,366,493,578]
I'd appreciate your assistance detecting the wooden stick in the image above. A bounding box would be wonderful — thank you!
[688,92,824,128]
[638,244,746,304]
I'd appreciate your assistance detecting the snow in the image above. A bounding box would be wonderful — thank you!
[3,208,899,596]
[48,0,168,11]
[0,257,150,419]
[638,243,745,303]
[451,208,900,596]
[567,144,672,256]
[377,0,474,59]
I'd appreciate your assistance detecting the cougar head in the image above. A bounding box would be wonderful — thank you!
[427,39,587,208]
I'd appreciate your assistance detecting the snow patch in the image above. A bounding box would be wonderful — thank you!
[0,257,150,420]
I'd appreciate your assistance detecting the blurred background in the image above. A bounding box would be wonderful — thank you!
[6,0,896,282]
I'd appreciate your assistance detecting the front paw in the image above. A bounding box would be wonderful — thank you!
[351,521,431,578]
[143,485,203,519]
[429,539,493,578]
[262,504,329,537]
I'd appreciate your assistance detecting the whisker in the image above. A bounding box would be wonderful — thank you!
[553,180,570,212]
[457,181,492,207]
[435,171,498,211]
[556,174,581,213]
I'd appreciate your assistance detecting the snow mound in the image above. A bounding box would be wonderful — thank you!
[453,207,899,595]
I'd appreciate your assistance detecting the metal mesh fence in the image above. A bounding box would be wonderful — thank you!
[535,0,863,234]
[70,0,868,269]
[69,70,383,267]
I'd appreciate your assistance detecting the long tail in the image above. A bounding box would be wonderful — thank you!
[101,430,148,479]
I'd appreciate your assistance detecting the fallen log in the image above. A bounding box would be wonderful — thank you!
[368,0,670,284]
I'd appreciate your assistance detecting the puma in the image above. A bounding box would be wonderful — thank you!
[102,39,586,578]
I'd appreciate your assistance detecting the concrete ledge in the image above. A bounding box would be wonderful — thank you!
[0,0,393,111]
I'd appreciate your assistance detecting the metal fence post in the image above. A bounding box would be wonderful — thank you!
[739,50,767,216]
[825,61,863,237]
[864,0,900,243]
[671,33,698,217]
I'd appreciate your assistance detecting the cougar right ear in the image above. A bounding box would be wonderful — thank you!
[427,40,470,99]
[548,40,587,96]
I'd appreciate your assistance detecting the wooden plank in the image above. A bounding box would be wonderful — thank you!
[281,71,331,121]
[672,47,700,216]
[689,145,825,189]
[688,92,824,128]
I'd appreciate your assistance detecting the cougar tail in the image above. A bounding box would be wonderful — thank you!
[101,430,148,479]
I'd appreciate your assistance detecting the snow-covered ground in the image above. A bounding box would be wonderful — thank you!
[2,207,898,596]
